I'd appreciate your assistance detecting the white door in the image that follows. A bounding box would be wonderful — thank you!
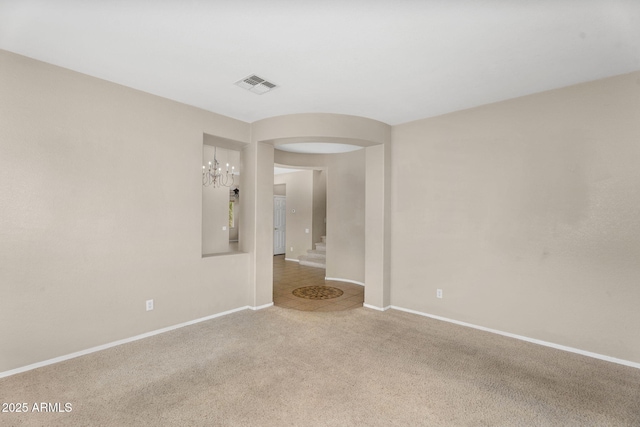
[274,196,286,255]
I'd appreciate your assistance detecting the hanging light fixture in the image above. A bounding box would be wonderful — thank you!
[203,147,235,188]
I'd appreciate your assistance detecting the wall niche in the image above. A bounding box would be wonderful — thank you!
[202,134,245,256]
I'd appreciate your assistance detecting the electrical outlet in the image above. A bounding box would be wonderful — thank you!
[222,226,227,231]
[305,228,309,234]
[146,299,154,311]
[290,247,293,252]
[436,289,443,299]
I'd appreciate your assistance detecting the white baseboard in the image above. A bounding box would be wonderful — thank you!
[250,302,274,311]
[363,303,390,311]
[389,305,640,370]
[284,258,299,262]
[0,305,251,379]
[325,277,365,286]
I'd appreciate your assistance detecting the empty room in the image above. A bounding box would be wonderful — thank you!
[1,1,639,425]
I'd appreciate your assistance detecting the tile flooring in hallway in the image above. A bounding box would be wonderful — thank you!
[273,255,364,311]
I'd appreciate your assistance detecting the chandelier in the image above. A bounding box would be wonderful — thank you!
[203,147,236,188]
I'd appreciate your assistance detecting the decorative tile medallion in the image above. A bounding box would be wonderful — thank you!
[292,285,344,300]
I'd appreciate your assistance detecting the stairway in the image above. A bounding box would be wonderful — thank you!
[298,236,326,269]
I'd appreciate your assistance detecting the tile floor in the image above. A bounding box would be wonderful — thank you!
[273,255,364,311]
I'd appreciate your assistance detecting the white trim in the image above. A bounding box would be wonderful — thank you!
[389,306,640,370]
[249,302,274,311]
[0,306,250,379]
[325,277,365,286]
[284,258,299,262]
[363,303,391,311]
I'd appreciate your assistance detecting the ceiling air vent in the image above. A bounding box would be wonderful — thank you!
[235,74,278,95]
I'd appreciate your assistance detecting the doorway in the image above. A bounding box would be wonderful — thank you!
[274,195,286,255]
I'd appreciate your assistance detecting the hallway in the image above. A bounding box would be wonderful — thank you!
[273,255,364,311]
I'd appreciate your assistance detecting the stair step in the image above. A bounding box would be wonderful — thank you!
[305,249,326,259]
[298,256,326,269]
[315,242,326,251]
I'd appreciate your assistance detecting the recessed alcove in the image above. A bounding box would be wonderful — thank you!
[250,113,392,310]
[202,134,246,257]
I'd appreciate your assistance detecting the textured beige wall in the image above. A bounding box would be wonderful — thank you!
[274,170,314,259]
[391,71,640,363]
[0,50,252,373]
[364,143,392,308]
[326,150,366,283]
[312,170,327,245]
[241,141,274,308]
[273,184,286,196]
[254,143,275,306]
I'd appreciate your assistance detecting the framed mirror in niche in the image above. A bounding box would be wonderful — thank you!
[202,134,244,256]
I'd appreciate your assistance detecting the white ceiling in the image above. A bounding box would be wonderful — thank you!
[274,167,304,176]
[1,0,639,126]
[276,142,363,154]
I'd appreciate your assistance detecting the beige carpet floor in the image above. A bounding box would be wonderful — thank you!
[1,307,639,426]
